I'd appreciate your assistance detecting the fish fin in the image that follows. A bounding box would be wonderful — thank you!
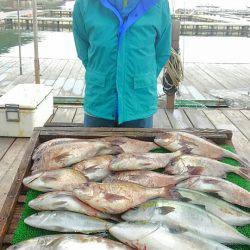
[194,204,206,210]
[235,167,250,181]
[53,152,71,162]
[179,197,192,203]
[167,188,184,200]
[41,176,58,181]
[53,201,68,206]
[104,193,125,202]
[107,214,122,222]
[202,178,221,184]
[156,206,175,215]
[188,166,204,175]
[46,236,65,247]
[180,148,192,155]
[168,225,188,234]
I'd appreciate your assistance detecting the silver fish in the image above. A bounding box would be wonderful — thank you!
[28,191,116,221]
[32,141,122,172]
[7,234,132,250]
[104,170,186,188]
[155,132,249,167]
[109,222,230,250]
[176,188,250,226]
[24,211,113,234]
[72,155,113,181]
[122,199,250,245]
[23,169,88,192]
[177,175,250,208]
[109,151,183,171]
[165,155,250,180]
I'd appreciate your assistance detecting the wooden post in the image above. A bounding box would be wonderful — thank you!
[32,0,40,84]
[166,20,181,110]
[17,0,23,75]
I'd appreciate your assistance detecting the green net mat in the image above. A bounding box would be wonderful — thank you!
[12,145,249,249]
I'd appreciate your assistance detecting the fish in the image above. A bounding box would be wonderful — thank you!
[28,191,117,221]
[155,132,249,167]
[72,155,113,181]
[176,175,250,208]
[32,138,84,161]
[32,140,122,173]
[109,222,231,250]
[99,136,159,153]
[176,188,250,226]
[74,182,177,214]
[7,234,132,250]
[24,211,113,234]
[165,155,250,180]
[104,170,187,188]
[23,169,88,192]
[122,199,250,245]
[109,151,183,171]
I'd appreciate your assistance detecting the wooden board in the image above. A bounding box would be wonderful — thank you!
[51,107,76,123]
[203,109,250,159]
[184,109,215,129]
[0,138,15,160]
[153,109,172,129]
[165,109,193,129]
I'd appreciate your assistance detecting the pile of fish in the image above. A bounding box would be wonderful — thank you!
[9,132,250,249]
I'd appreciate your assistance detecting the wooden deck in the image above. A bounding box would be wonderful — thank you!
[0,56,250,222]
[0,57,250,100]
[0,107,249,216]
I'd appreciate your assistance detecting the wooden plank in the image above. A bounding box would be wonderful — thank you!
[73,108,84,123]
[51,107,76,123]
[184,109,215,129]
[241,110,250,120]
[59,60,82,97]
[53,60,76,96]
[39,127,230,144]
[165,109,193,129]
[153,109,172,129]
[0,131,40,248]
[198,63,245,89]
[70,79,85,97]
[222,109,250,140]
[0,139,28,212]
[43,59,68,86]
[203,109,250,159]
[0,138,15,161]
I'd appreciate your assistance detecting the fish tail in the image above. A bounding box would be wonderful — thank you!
[237,235,250,245]
[235,167,250,181]
[224,151,250,168]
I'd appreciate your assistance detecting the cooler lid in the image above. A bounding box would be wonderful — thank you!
[0,84,53,109]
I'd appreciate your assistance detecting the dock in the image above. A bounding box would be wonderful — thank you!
[1,10,250,36]
[1,57,250,100]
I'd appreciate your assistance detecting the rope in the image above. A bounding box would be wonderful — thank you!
[162,47,184,94]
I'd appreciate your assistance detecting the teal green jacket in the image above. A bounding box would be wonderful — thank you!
[73,0,172,123]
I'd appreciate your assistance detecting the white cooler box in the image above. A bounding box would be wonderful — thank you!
[0,84,53,137]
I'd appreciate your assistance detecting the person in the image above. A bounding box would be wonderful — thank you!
[73,0,172,128]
